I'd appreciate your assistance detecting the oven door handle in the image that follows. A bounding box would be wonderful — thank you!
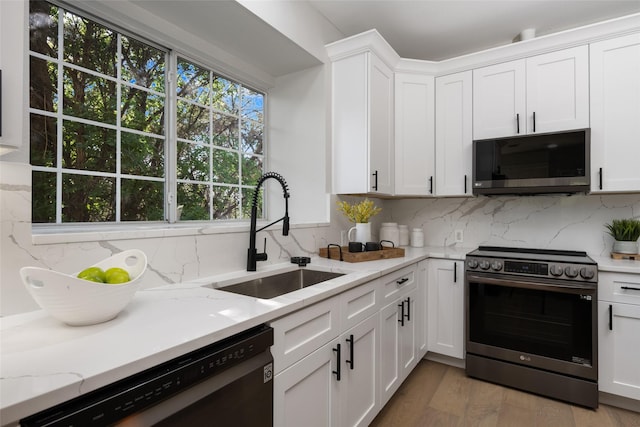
[466,274,596,293]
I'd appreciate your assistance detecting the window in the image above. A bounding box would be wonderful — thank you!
[29,1,265,225]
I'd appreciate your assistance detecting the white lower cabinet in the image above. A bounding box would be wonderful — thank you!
[598,272,640,401]
[427,259,464,359]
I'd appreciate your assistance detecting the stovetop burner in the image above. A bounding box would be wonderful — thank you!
[466,246,597,282]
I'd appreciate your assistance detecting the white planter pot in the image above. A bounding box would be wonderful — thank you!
[612,240,639,254]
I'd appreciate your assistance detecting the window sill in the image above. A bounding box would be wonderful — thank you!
[31,221,330,245]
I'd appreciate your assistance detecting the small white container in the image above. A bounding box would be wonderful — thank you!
[398,225,410,246]
[410,228,425,248]
[379,222,400,247]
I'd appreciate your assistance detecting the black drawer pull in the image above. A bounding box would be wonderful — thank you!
[516,113,520,134]
[621,286,640,291]
[429,176,433,194]
[453,262,457,283]
[599,167,603,190]
[346,334,354,370]
[398,300,405,326]
[533,111,536,132]
[396,277,409,285]
[372,170,378,191]
[609,304,613,331]
[333,343,341,381]
[405,296,411,321]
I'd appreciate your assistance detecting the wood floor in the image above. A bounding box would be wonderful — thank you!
[370,360,640,427]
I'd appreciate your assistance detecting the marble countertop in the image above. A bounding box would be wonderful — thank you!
[592,255,640,274]
[0,246,470,426]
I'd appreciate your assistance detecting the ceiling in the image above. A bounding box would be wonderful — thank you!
[308,0,640,61]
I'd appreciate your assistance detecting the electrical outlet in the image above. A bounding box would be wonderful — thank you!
[340,230,348,246]
[454,229,464,243]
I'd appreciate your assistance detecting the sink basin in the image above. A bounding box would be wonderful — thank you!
[211,269,345,299]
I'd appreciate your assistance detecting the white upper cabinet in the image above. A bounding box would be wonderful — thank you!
[435,71,473,196]
[394,73,435,196]
[331,50,394,195]
[590,33,640,193]
[473,46,589,139]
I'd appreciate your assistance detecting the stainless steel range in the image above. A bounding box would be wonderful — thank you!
[465,246,598,408]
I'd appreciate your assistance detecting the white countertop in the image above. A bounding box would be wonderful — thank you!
[592,255,640,274]
[0,246,470,426]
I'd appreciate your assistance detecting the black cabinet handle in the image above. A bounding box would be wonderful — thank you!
[346,334,354,370]
[396,277,409,285]
[372,170,378,191]
[621,286,640,291]
[609,304,613,331]
[429,176,433,194]
[599,167,603,190]
[453,262,457,283]
[533,111,536,132]
[398,300,405,326]
[333,343,341,381]
[405,296,411,321]
[464,175,467,194]
[516,113,520,134]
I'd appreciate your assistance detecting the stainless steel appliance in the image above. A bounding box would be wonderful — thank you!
[20,324,274,426]
[472,128,590,195]
[465,246,598,408]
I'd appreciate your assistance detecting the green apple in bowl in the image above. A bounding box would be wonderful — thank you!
[77,267,106,283]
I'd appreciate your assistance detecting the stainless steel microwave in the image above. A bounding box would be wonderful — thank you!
[472,128,590,195]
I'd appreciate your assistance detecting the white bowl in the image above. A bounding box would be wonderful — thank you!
[20,250,147,326]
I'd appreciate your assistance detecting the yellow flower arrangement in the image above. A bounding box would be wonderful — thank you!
[337,199,382,223]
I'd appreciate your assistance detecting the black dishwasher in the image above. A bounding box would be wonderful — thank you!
[20,324,274,427]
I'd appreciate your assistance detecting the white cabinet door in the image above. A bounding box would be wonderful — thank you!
[598,301,640,400]
[399,289,417,377]
[394,73,435,195]
[590,34,640,192]
[428,259,464,359]
[526,45,589,134]
[332,50,394,195]
[435,71,473,196]
[416,259,429,359]
[473,46,589,140]
[473,60,526,139]
[274,338,341,427]
[340,314,380,427]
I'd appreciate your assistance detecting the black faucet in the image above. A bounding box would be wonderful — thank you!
[247,172,290,271]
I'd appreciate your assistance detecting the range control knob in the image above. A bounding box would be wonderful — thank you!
[467,259,479,269]
[580,267,595,280]
[479,260,491,270]
[564,266,579,278]
[491,261,503,271]
[549,265,564,277]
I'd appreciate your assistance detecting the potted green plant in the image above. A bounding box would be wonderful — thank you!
[605,218,640,254]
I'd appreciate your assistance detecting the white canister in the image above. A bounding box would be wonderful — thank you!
[398,225,409,246]
[410,228,425,247]
[379,222,399,247]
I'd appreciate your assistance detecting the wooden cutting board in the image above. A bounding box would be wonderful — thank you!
[319,246,405,262]
[611,252,640,261]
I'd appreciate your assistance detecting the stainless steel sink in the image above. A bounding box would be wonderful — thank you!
[212,269,345,299]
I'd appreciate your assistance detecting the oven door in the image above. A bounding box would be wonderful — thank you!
[466,272,597,380]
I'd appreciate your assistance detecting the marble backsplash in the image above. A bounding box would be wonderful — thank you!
[2,160,639,317]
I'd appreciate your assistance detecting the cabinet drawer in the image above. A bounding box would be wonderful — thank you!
[340,278,381,331]
[270,296,340,374]
[599,272,640,305]
[381,264,417,305]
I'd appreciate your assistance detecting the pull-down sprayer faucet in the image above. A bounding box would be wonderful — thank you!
[247,172,290,271]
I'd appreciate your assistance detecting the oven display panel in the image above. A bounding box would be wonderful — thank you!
[504,261,548,275]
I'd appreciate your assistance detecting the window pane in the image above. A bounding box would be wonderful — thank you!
[32,171,56,223]
[30,57,58,112]
[62,121,116,173]
[121,179,164,221]
[177,142,209,181]
[177,100,209,141]
[241,120,263,154]
[121,85,165,135]
[212,76,238,115]
[213,186,239,219]
[242,155,263,185]
[212,149,238,184]
[212,113,238,149]
[121,133,164,177]
[242,187,262,219]
[241,87,263,122]
[177,182,209,221]
[63,68,117,124]
[30,2,58,57]
[62,174,115,222]
[30,114,57,167]
[63,11,116,76]
[121,36,165,92]
[177,59,209,103]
